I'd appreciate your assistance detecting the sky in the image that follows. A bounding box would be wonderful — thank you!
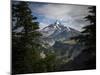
[13,1,93,31]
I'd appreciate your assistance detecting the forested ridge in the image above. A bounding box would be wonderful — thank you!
[12,1,96,74]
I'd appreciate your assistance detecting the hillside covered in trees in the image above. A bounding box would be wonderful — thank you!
[12,1,96,74]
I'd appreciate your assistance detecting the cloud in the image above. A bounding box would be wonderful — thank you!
[35,4,70,19]
[31,4,89,19]
[29,3,91,31]
[39,22,48,29]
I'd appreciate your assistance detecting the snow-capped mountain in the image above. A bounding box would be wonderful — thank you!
[41,20,72,37]
[39,20,83,62]
[40,20,80,47]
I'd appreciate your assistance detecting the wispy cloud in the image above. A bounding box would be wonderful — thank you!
[29,2,91,31]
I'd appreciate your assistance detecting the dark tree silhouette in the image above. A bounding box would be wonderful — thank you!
[81,6,96,69]
[12,1,58,74]
[58,6,96,71]
[12,1,41,74]
[71,6,96,69]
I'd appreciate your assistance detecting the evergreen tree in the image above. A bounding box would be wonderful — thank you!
[12,1,41,74]
[82,6,96,53]
[71,6,96,69]
[82,6,96,68]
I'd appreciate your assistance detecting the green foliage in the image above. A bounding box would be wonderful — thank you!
[12,1,41,74]
[12,1,58,74]
[31,52,57,73]
[82,7,96,68]
[71,6,96,68]
[82,6,96,53]
[44,53,57,72]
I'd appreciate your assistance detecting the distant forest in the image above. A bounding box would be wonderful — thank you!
[12,1,96,74]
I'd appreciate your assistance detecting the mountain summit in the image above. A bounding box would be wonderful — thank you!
[39,20,83,62]
[40,20,80,41]
[42,20,71,32]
